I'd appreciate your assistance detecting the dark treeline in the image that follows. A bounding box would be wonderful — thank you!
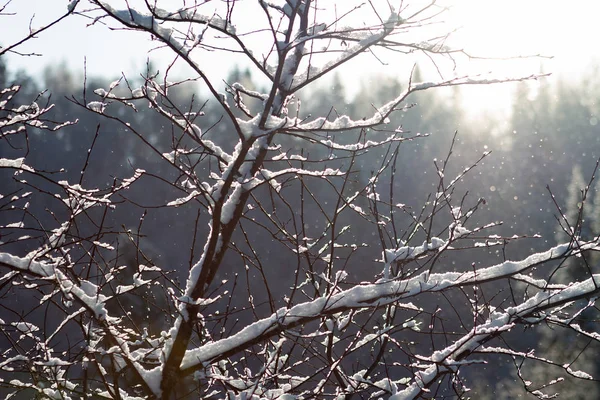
[2,55,600,397]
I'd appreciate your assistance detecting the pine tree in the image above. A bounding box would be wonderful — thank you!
[591,177,600,238]
[556,164,585,246]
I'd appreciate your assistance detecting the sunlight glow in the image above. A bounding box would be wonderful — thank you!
[445,0,600,118]
[3,0,600,120]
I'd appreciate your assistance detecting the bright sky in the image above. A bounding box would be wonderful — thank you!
[2,0,600,118]
[444,0,600,118]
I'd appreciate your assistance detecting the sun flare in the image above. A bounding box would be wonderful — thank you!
[441,0,600,118]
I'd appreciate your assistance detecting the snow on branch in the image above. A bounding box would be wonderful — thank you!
[149,4,238,35]
[0,249,165,397]
[288,9,402,90]
[239,76,541,135]
[1,86,75,136]
[393,271,600,399]
[180,240,594,371]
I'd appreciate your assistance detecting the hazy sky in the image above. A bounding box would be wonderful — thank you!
[3,0,600,117]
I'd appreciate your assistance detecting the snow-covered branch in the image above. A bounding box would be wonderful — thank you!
[180,240,596,371]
